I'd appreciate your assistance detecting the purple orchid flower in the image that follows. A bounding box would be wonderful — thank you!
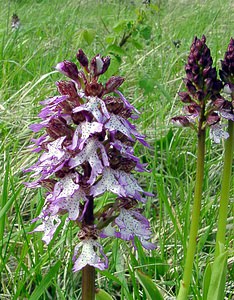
[25,49,155,272]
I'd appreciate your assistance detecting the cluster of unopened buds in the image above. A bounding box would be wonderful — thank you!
[25,50,155,271]
[172,36,234,143]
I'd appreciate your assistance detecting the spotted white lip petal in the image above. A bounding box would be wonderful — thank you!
[69,138,109,184]
[69,122,103,150]
[55,189,87,220]
[32,214,61,244]
[54,173,79,199]
[115,208,156,250]
[48,173,84,220]
[114,170,147,202]
[73,96,109,123]
[90,167,126,197]
[105,114,133,140]
[73,239,108,272]
[40,136,66,162]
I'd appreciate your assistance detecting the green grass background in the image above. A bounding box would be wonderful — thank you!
[0,0,233,299]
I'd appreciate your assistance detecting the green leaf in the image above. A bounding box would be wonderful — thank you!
[135,270,164,300]
[131,39,143,50]
[203,262,212,300]
[140,25,152,40]
[95,289,114,300]
[106,44,127,56]
[29,261,61,300]
[80,29,95,45]
[0,152,10,255]
[113,20,128,33]
[206,249,228,300]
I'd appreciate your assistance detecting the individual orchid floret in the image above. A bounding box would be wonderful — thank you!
[73,239,108,271]
[24,136,69,184]
[73,96,110,123]
[209,124,229,144]
[115,208,156,250]
[90,54,110,77]
[55,61,79,82]
[73,227,108,272]
[101,198,155,250]
[31,212,61,245]
[90,167,126,197]
[69,121,103,150]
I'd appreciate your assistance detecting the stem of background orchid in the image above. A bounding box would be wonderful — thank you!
[82,196,95,300]
[177,129,206,300]
[214,119,234,257]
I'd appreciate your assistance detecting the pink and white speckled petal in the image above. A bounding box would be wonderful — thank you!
[73,239,108,272]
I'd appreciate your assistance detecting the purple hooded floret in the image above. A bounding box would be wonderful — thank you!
[25,49,155,272]
[102,208,156,250]
[31,212,61,245]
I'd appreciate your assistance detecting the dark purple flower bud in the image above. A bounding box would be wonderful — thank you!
[204,78,213,90]
[101,56,111,74]
[85,82,104,97]
[76,49,89,70]
[55,61,79,81]
[212,80,223,94]
[184,104,200,115]
[71,111,87,124]
[90,54,111,76]
[105,76,125,94]
[56,81,78,98]
[46,117,74,140]
[207,112,220,125]
[184,79,197,95]
[104,96,124,114]
[213,97,226,109]
[178,92,193,103]
[171,116,191,127]
[220,38,234,85]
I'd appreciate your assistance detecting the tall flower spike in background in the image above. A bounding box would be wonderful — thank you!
[25,49,155,300]
[205,38,234,300]
[172,36,224,300]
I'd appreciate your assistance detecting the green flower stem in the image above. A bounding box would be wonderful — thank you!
[214,119,234,258]
[177,129,206,300]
